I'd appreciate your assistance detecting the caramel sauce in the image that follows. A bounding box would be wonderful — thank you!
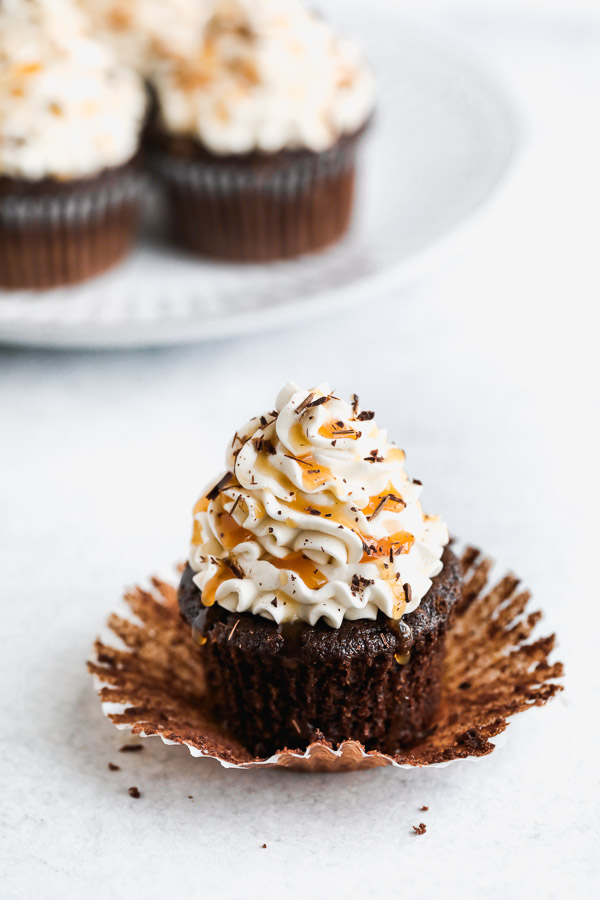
[201,562,238,607]
[193,496,210,515]
[191,519,203,545]
[362,484,406,518]
[317,421,360,440]
[361,531,414,562]
[269,552,327,590]
[298,454,333,490]
[394,651,410,665]
[217,512,254,549]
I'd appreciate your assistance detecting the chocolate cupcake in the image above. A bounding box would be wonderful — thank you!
[147,0,375,261]
[0,0,147,290]
[178,382,459,756]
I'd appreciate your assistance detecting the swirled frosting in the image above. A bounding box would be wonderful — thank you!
[189,382,449,628]
[0,0,146,180]
[79,0,208,74]
[152,0,375,155]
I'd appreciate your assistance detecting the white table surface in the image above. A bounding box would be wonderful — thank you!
[1,6,599,899]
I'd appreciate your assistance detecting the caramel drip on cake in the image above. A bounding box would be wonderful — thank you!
[269,552,327,590]
[215,512,254,549]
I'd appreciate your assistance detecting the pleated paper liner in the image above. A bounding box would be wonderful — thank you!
[88,546,563,772]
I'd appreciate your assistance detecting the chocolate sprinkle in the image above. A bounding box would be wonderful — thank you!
[108,762,120,771]
[119,744,144,753]
[404,583,413,605]
[128,787,141,799]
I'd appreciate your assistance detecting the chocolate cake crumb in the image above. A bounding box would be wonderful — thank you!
[420,805,429,811]
[108,762,120,772]
[262,843,267,849]
[128,787,141,798]
[413,823,426,835]
[119,744,144,753]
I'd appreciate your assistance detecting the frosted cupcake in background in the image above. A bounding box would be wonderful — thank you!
[147,0,375,261]
[0,0,147,289]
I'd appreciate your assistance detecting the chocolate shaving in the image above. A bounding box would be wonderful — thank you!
[357,411,375,421]
[108,762,120,771]
[119,744,143,753]
[295,392,315,415]
[351,394,359,413]
[284,454,312,467]
[306,507,322,516]
[228,620,240,642]
[403,583,413,605]
[230,494,242,516]
[364,450,384,463]
[128,787,141,799]
[224,558,244,580]
[206,472,233,501]
[413,479,422,486]
[368,493,406,520]
[306,396,328,409]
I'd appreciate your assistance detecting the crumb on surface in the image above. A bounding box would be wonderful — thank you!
[420,805,429,811]
[120,744,144,753]
[261,843,267,849]
[128,786,141,799]
[108,762,120,772]
[413,823,427,835]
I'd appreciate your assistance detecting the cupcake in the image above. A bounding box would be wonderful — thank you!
[147,0,375,261]
[0,0,147,290]
[178,382,460,756]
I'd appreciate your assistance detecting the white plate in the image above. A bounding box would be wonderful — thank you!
[0,5,518,349]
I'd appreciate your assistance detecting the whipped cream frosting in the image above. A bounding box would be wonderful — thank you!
[79,1,208,75]
[0,0,146,180]
[152,0,375,155]
[189,382,449,628]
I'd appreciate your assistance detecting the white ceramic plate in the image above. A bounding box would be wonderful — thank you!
[0,5,518,349]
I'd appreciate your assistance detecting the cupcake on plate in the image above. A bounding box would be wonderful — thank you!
[147,0,375,261]
[178,382,461,756]
[0,0,147,290]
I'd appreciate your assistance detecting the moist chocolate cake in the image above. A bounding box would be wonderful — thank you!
[179,546,461,757]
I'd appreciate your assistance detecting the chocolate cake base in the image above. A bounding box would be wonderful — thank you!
[146,128,366,262]
[0,158,142,290]
[178,547,461,757]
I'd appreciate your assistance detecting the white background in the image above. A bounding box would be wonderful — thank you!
[1,2,599,898]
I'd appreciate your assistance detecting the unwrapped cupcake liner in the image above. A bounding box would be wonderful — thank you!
[0,164,144,289]
[148,134,363,261]
[88,545,563,772]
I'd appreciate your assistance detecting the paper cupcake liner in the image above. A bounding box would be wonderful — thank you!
[0,164,143,290]
[148,134,362,261]
[88,545,563,772]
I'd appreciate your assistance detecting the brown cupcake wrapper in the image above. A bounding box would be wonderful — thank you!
[88,544,564,772]
[148,135,363,261]
[0,164,144,290]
